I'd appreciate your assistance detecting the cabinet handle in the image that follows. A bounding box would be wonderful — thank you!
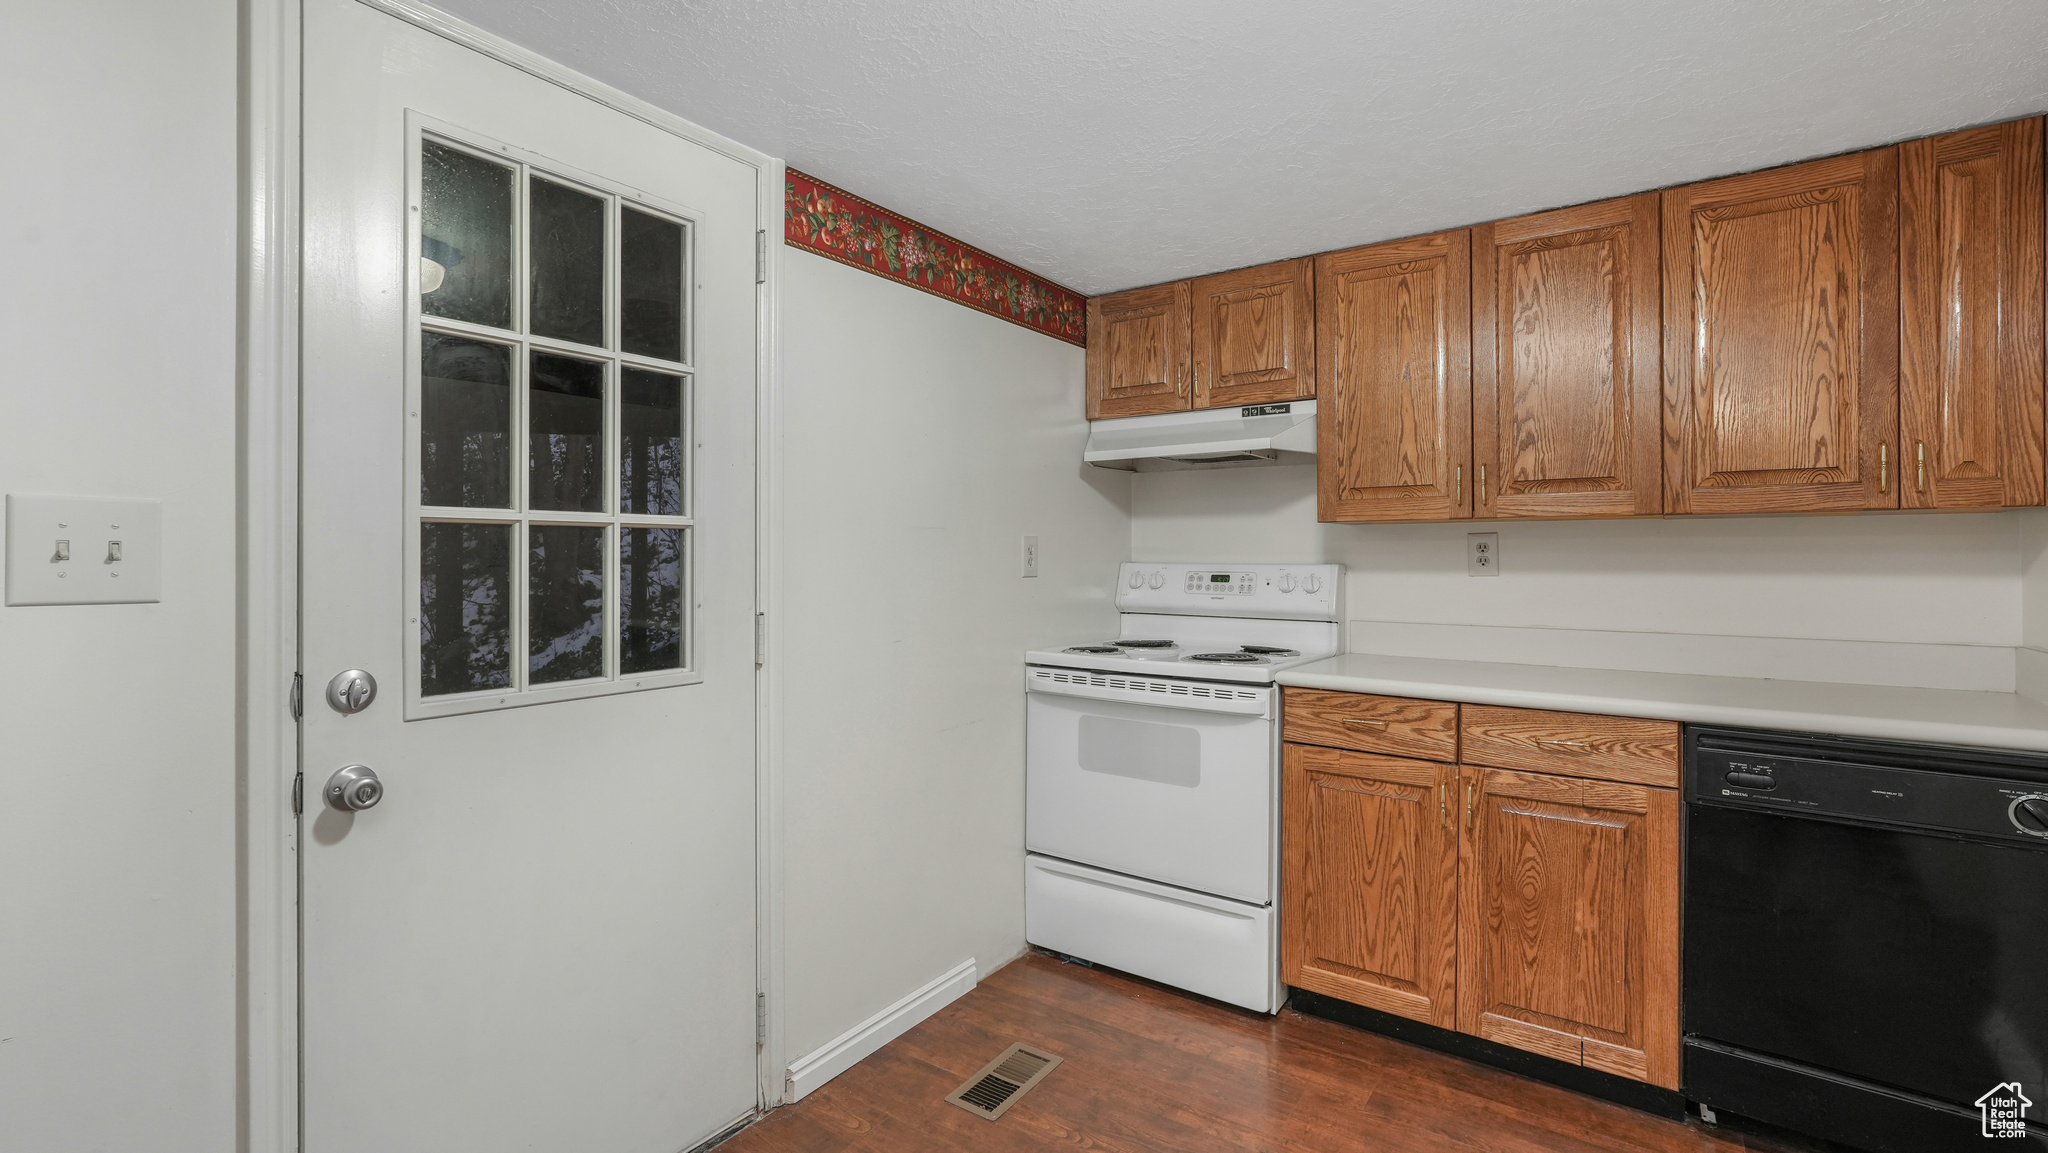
[1439,782,1449,828]
[1536,738,1594,753]
[1342,718,1388,729]
[1916,441,1926,493]
[1465,781,1475,829]
[1880,442,1889,493]
[1479,464,1488,507]
[1454,465,1463,505]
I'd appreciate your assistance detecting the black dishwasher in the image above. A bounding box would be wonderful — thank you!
[1684,726,2048,1151]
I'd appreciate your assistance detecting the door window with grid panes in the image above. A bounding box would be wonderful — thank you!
[406,129,697,716]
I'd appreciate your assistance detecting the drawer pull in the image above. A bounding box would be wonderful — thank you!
[1342,719,1389,729]
[1535,738,1594,752]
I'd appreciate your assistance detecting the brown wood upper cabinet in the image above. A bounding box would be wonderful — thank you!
[1900,117,2047,509]
[1085,282,1191,419]
[1317,230,1473,521]
[1662,147,1901,513]
[1190,258,1316,409]
[1472,195,1663,517]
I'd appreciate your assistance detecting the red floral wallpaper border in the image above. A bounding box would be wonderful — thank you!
[784,168,1086,346]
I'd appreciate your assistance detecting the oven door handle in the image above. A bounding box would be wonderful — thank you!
[1025,667,1275,718]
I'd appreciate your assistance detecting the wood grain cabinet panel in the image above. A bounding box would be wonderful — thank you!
[1459,705,1679,788]
[1317,231,1474,521]
[1191,258,1316,409]
[1457,766,1681,1089]
[1900,117,2047,509]
[1472,195,1662,517]
[1661,148,1900,513]
[1282,688,1458,761]
[1086,282,1191,419]
[1283,744,1460,1028]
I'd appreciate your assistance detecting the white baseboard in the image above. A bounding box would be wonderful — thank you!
[784,958,978,1102]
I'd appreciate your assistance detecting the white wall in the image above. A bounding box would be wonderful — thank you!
[0,2,240,1150]
[1133,465,2030,691]
[777,251,1129,1063]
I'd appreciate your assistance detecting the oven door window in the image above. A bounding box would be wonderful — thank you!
[1079,714,1201,788]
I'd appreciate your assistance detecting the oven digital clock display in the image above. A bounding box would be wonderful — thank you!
[1184,571,1256,594]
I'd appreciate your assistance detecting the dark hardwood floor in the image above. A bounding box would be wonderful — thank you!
[722,952,1812,1152]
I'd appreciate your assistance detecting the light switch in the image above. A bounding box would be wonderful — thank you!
[1020,535,1040,578]
[6,494,161,605]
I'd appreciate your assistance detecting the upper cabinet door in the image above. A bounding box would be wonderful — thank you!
[1085,282,1191,419]
[1900,118,2047,509]
[1472,195,1662,517]
[1191,257,1315,409]
[1662,148,1900,513]
[1317,231,1473,522]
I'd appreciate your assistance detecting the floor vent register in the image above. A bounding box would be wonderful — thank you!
[943,1042,1063,1121]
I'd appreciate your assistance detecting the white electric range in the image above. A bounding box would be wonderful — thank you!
[1023,562,1342,1013]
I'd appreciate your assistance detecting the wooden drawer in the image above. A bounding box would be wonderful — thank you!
[1282,688,1458,761]
[1459,705,1679,788]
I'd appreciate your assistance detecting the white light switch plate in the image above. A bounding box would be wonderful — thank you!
[6,494,162,605]
[1020,535,1040,578]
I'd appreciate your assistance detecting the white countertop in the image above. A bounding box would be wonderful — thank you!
[1278,653,2048,753]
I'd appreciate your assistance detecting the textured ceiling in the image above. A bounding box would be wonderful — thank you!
[431,0,2048,297]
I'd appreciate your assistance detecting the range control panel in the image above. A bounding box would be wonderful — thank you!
[1688,744,2048,846]
[1116,562,1342,621]
[1183,570,1256,595]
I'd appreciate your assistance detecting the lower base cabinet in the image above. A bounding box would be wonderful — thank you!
[1282,690,1682,1090]
[1282,745,1459,1028]
[1458,766,1680,1088]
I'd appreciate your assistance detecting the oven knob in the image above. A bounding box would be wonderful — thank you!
[1278,574,1297,592]
[2011,795,2048,838]
[1127,570,1144,589]
[1147,571,1165,589]
[1303,573,1323,594]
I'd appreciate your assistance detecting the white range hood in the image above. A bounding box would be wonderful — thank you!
[1084,399,1316,472]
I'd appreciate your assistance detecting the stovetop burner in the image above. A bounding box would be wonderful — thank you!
[1113,639,1178,649]
[1186,652,1265,664]
[1239,645,1299,657]
[1063,645,1125,655]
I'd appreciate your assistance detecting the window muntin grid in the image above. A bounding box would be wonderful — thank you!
[406,124,697,718]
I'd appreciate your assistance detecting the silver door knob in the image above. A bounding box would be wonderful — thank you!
[326,669,378,714]
[325,764,383,812]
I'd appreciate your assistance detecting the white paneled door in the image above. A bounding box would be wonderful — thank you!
[299,1,760,1148]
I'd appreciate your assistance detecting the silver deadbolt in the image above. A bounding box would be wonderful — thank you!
[326,669,378,714]
[325,764,383,812]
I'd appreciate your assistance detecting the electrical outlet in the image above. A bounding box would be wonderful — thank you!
[1467,532,1500,577]
[1020,535,1039,578]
